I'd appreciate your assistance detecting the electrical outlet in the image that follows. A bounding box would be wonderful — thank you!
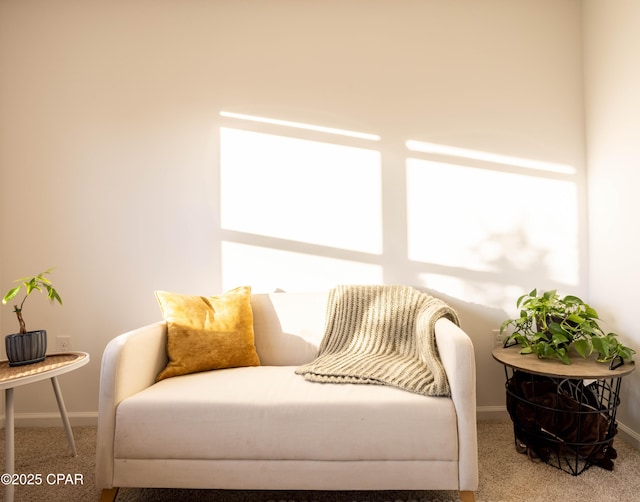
[57,336,72,353]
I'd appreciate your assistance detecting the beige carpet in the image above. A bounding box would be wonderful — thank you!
[2,421,640,501]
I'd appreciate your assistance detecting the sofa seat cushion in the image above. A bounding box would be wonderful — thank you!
[114,366,458,462]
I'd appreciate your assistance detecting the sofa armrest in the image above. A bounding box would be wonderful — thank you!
[96,321,168,489]
[435,317,478,492]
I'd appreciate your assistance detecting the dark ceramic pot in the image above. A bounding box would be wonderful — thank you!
[5,329,47,366]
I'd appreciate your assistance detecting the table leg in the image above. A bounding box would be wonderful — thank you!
[5,387,15,502]
[50,376,77,456]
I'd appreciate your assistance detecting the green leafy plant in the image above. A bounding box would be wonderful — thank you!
[500,288,635,365]
[2,268,63,334]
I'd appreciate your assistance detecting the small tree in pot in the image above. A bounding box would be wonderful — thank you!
[500,289,635,366]
[2,268,62,366]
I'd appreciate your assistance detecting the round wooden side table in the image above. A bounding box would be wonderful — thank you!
[492,345,634,475]
[0,351,89,502]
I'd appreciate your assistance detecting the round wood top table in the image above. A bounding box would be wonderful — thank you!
[492,344,635,379]
[0,352,89,502]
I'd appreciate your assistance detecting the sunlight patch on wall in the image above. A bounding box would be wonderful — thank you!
[406,140,576,175]
[221,242,383,293]
[220,111,381,141]
[406,159,579,285]
[417,273,527,316]
[220,127,383,254]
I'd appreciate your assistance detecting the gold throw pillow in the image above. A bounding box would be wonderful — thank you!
[155,286,260,381]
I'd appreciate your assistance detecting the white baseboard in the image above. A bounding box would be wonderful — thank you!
[617,421,640,450]
[0,412,98,429]
[477,405,509,421]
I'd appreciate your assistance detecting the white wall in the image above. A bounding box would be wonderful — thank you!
[584,0,640,441]
[0,1,585,424]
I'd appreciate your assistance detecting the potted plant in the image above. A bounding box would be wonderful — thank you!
[2,268,62,366]
[500,288,635,366]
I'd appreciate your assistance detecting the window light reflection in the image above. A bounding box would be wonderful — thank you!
[221,242,383,293]
[406,140,576,175]
[406,158,579,285]
[220,127,383,254]
[221,111,381,141]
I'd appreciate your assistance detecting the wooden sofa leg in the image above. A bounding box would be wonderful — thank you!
[99,487,119,502]
[460,491,476,502]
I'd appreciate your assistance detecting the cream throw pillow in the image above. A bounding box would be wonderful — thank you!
[155,286,260,381]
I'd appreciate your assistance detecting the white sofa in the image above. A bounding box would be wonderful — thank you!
[96,291,478,502]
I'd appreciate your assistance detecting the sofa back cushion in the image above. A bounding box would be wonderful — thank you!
[251,292,328,365]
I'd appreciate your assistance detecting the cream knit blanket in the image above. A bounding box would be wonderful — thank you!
[295,285,459,397]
